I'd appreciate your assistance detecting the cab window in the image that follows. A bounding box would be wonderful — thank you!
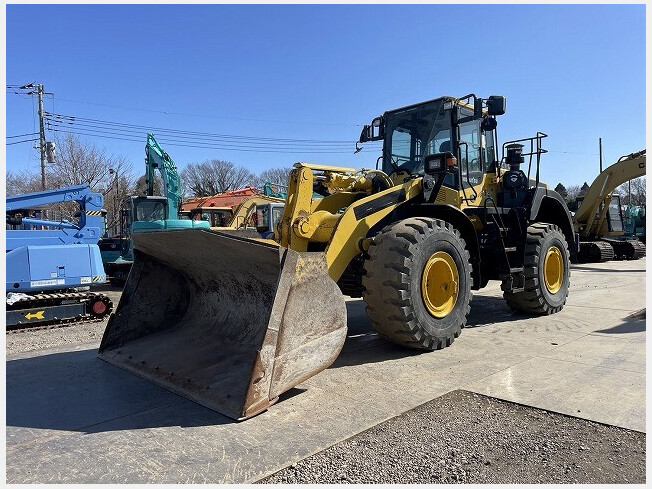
[607,196,624,232]
[458,120,483,187]
[271,207,283,230]
[384,101,450,176]
[483,129,496,168]
[135,200,166,222]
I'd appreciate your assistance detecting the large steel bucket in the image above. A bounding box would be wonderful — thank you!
[98,229,347,420]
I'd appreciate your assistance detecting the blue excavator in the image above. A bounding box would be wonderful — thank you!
[6,185,114,328]
[100,134,209,285]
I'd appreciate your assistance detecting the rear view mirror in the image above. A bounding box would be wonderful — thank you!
[359,116,384,142]
[486,96,506,116]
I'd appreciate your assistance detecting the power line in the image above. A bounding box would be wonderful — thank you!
[46,121,355,148]
[46,121,357,151]
[547,150,600,156]
[48,127,357,154]
[46,122,356,151]
[46,112,355,144]
[7,138,39,146]
[7,132,40,139]
[44,111,375,154]
[53,97,363,127]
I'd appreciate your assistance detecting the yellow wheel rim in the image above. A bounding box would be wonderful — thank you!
[544,245,564,294]
[421,251,459,318]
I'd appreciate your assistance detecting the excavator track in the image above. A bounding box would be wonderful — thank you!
[578,240,615,263]
[607,239,647,260]
[628,240,646,259]
[6,291,113,331]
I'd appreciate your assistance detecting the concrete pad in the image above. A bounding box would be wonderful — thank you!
[465,356,646,432]
[5,258,646,483]
[6,344,181,447]
[6,381,392,483]
[540,333,646,373]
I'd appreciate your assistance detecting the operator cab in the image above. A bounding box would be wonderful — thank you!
[256,203,285,238]
[360,95,505,192]
[189,207,233,227]
[120,196,169,237]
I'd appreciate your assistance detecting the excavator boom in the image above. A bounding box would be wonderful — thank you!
[145,134,183,220]
[574,150,646,237]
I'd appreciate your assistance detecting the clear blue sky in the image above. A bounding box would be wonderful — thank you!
[6,4,646,187]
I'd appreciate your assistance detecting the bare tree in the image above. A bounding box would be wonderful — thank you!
[7,133,135,233]
[180,160,255,197]
[51,133,132,189]
[132,174,164,196]
[255,167,293,187]
[565,185,582,201]
[617,177,646,206]
[6,170,43,196]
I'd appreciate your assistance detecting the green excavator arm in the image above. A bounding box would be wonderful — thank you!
[145,133,183,220]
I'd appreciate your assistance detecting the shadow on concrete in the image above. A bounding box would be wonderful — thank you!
[594,312,646,335]
[332,295,527,369]
[6,348,234,435]
[571,265,646,273]
[465,295,528,327]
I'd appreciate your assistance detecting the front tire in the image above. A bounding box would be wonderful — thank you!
[362,218,472,351]
[503,222,570,315]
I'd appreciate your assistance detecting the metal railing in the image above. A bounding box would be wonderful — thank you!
[500,132,548,189]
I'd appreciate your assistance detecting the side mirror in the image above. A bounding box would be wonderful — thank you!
[424,152,458,175]
[486,96,506,116]
[481,116,497,131]
[359,116,384,142]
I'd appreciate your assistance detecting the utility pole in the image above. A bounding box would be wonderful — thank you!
[38,84,47,191]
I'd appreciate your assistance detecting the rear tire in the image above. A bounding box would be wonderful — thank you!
[503,222,570,315]
[362,218,472,351]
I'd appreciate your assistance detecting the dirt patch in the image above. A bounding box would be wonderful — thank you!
[259,390,645,484]
[6,319,108,356]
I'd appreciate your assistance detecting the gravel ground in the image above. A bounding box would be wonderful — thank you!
[5,284,121,356]
[5,319,109,356]
[259,390,645,484]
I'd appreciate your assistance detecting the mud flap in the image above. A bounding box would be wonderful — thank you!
[98,229,347,420]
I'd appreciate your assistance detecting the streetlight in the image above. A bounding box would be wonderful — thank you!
[108,168,118,236]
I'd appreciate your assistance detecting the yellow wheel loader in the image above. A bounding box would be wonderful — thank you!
[99,94,577,420]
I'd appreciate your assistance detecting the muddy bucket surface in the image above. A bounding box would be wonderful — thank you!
[98,229,347,420]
